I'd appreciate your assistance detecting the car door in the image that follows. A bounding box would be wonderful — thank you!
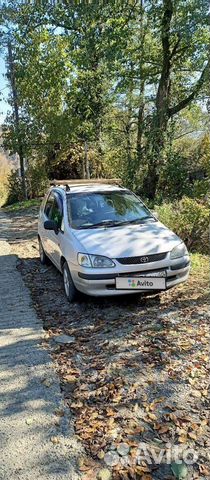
[43,192,63,268]
[41,192,54,257]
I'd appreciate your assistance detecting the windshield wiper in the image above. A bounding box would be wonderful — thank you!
[78,220,129,229]
[77,216,155,229]
[128,216,155,224]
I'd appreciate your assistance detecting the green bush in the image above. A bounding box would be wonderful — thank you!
[190,179,210,199]
[27,161,48,199]
[5,170,24,205]
[156,197,209,254]
[4,161,49,205]
[158,153,191,201]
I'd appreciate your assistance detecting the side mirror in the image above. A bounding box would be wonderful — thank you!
[44,220,59,234]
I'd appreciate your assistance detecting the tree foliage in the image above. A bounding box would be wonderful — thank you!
[0,0,209,202]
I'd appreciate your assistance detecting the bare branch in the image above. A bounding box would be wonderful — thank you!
[174,129,205,140]
[168,60,210,117]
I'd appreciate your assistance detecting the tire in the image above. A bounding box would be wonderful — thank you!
[38,237,50,265]
[63,261,77,302]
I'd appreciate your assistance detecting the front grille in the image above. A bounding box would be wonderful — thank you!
[116,252,167,265]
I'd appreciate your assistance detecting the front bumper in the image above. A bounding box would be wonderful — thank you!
[70,254,190,297]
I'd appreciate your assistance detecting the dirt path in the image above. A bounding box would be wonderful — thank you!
[0,212,81,480]
[2,207,210,480]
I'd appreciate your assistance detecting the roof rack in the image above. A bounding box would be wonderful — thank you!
[50,178,121,187]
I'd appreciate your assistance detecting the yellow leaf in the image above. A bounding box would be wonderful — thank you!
[135,465,151,475]
[97,450,105,460]
[63,374,77,383]
[191,423,199,430]
[70,401,83,408]
[147,413,157,421]
[50,436,60,444]
[201,419,208,426]
[201,389,208,397]
[191,390,202,398]
[189,378,196,385]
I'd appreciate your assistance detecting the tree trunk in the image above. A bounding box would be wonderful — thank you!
[143,162,159,201]
[143,0,209,200]
[143,0,173,199]
[136,87,145,167]
[84,140,90,178]
[7,39,27,200]
[136,0,145,168]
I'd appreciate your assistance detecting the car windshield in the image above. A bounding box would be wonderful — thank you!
[67,190,155,229]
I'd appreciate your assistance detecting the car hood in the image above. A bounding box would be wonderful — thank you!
[73,221,180,258]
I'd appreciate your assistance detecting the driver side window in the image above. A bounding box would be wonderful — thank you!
[50,196,63,230]
[44,193,63,231]
[44,193,54,218]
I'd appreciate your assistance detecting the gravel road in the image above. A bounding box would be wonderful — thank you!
[0,212,81,480]
[1,207,209,480]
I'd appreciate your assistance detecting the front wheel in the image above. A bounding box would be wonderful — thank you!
[63,261,77,302]
[38,238,50,265]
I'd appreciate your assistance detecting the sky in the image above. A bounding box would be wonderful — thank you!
[0,53,10,125]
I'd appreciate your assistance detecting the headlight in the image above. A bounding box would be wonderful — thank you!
[90,254,115,268]
[170,242,188,259]
[78,253,115,268]
[77,253,92,267]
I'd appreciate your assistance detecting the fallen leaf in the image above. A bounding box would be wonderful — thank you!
[198,464,210,476]
[201,389,208,397]
[54,408,65,417]
[97,469,112,480]
[159,425,170,434]
[147,412,157,421]
[25,418,33,425]
[70,401,83,409]
[178,435,187,443]
[188,432,197,440]
[41,378,53,387]
[97,450,105,460]
[50,436,60,444]
[135,465,151,475]
[63,374,77,383]
[191,390,202,398]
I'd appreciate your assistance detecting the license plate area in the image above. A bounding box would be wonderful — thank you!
[116,276,166,290]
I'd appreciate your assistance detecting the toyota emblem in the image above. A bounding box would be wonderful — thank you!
[140,256,149,263]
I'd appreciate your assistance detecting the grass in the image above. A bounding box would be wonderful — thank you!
[4,198,42,212]
[190,252,209,275]
[189,253,209,294]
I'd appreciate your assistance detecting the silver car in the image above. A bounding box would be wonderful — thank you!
[38,180,190,302]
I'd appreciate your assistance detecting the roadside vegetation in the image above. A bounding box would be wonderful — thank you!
[0,1,209,257]
[0,1,209,209]
[0,152,11,207]
[4,198,41,212]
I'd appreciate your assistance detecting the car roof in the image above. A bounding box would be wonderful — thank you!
[52,184,127,195]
